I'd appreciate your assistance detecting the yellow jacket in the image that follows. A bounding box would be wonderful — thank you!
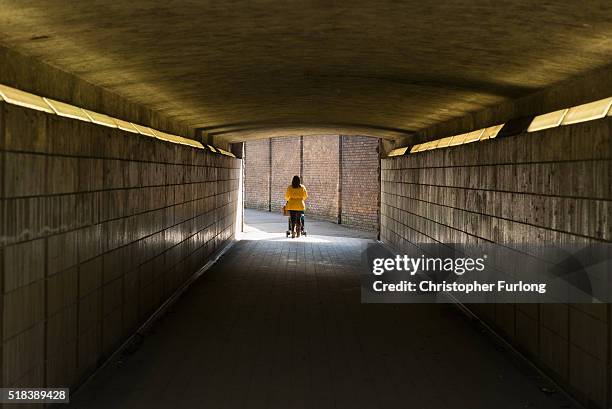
[285,184,308,211]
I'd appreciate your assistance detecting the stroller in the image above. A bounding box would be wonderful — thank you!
[286,213,307,237]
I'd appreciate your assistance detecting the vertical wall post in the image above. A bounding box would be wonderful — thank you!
[300,135,304,181]
[240,158,245,233]
[0,104,4,388]
[268,138,272,212]
[338,135,343,225]
[377,138,382,241]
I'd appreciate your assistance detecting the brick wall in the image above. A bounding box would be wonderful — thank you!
[0,103,240,389]
[303,136,339,222]
[244,139,270,211]
[270,137,301,212]
[380,118,611,408]
[341,136,379,230]
[244,135,380,231]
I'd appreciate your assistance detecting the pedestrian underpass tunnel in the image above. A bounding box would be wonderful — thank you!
[0,2,611,408]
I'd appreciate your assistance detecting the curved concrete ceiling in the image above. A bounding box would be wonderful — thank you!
[0,1,611,143]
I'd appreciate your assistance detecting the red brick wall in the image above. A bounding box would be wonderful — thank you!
[303,136,340,222]
[341,136,380,231]
[270,137,301,212]
[244,139,270,211]
[244,135,380,231]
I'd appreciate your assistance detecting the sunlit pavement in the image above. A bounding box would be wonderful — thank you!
[239,208,377,242]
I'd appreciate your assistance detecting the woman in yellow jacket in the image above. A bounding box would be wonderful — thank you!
[285,175,308,238]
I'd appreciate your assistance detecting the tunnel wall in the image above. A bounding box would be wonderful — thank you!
[381,118,611,408]
[0,102,240,388]
[244,136,380,230]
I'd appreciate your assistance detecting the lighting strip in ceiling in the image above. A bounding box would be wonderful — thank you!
[387,147,409,156]
[0,83,235,157]
[131,123,157,137]
[527,109,568,132]
[83,109,117,128]
[43,97,92,122]
[391,95,612,157]
[0,84,54,113]
[406,124,503,155]
[561,97,612,125]
[216,147,236,157]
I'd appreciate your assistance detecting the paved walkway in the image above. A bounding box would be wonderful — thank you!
[240,208,377,240]
[69,210,571,409]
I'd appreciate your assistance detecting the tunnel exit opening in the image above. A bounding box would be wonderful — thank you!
[241,134,382,241]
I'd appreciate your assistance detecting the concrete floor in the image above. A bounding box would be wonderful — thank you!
[68,210,572,409]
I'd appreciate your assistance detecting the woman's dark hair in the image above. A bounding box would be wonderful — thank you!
[292,175,301,188]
